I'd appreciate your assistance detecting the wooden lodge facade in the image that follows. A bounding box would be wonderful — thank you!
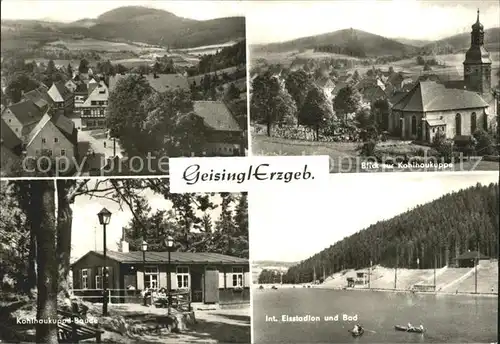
[70,250,250,306]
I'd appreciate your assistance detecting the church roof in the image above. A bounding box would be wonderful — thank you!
[392,80,488,112]
[471,10,483,30]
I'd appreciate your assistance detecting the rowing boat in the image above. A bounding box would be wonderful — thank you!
[394,325,425,333]
[348,328,365,337]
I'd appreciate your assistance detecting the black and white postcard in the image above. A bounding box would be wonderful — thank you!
[248,1,500,173]
[1,1,248,177]
[250,172,498,343]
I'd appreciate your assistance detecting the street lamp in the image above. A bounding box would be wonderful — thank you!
[141,240,148,306]
[97,207,112,316]
[164,235,174,314]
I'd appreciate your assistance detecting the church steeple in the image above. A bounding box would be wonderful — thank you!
[471,9,484,46]
[463,9,491,94]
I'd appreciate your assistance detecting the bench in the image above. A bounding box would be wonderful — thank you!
[57,309,104,343]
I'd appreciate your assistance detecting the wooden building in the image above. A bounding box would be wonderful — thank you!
[455,251,489,268]
[71,250,250,305]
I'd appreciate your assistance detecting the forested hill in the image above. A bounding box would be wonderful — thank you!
[283,183,499,284]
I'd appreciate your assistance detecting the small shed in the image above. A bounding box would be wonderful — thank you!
[455,251,489,268]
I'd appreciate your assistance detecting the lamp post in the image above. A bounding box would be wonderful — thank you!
[97,208,112,316]
[164,235,174,314]
[141,240,148,305]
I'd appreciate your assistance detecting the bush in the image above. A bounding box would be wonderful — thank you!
[357,140,377,157]
[473,129,496,156]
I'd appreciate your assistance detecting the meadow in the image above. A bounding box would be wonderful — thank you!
[45,38,167,53]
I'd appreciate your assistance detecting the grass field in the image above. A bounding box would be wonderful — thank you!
[46,38,167,53]
[252,134,500,173]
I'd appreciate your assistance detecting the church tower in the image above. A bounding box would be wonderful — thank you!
[463,10,492,94]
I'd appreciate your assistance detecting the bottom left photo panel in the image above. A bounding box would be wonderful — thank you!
[0,178,250,344]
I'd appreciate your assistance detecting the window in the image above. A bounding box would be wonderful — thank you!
[91,101,97,106]
[41,138,46,143]
[61,149,66,156]
[81,269,89,289]
[471,112,477,133]
[411,116,417,136]
[54,137,58,143]
[95,267,103,289]
[176,266,190,289]
[232,267,244,287]
[432,128,435,133]
[483,111,488,130]
[144,266,159,290]
[455,113,462,136]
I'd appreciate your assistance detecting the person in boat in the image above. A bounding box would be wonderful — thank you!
[419,325,424,332]
[407,323,414,331]
[352,324,363,335]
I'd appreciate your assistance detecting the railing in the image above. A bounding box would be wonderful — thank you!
[70,288,191,311]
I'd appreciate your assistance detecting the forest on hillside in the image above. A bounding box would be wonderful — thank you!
[187,40,246,76]
[282,183,499,284]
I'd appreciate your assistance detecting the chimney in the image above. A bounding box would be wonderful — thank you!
[121,240,129,253]
[120,228,129,253]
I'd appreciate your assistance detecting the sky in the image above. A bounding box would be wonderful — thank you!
[0,0,246,21]
[246,0,500,44]
[70,179,223,261]
[249,172,499,263]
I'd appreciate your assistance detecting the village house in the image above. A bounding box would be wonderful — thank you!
[389,11,497,143]
[22,87,53,113]
[47,81,74,117]
[0,118,23,175]
[65,79,78,93]
[25,111,78,173]
[79,81,109,129]
[315,76,335,100]
[193,100,244,156]
[71,248,250,306]
[1,99,44,140]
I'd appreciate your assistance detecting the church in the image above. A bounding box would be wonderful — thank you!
[390,10,498,143]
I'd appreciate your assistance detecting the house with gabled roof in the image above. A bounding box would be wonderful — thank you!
[47,81,74,117]
[1,99,44,140]
[80,81,109,129]
[70,247,250,306]
[25,111,78,174]
[1,118,23,176]
[193,100,244,156]
[315,76,335,100]
[22,87,53,112]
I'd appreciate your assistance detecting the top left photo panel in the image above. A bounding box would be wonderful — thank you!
[1,1,248,178]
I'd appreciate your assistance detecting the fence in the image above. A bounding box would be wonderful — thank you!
[70,288,191,311]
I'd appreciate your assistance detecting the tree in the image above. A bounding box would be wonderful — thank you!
[299,86,334,140]
[285,69,313,112]
[78,58,89,74]
[67,63,73,78]
[250,72,297,136]
[106,74,153,156]
[352,70,360,82]
[473,129,495,156]
[333,85,361,124]
[225,83,240,101]
[371,98,390,130]
[5,73,40,103]
[423,62,432,71]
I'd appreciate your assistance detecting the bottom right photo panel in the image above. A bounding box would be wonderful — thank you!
[250,172,498,344]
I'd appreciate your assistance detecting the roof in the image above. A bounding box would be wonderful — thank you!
[22,88,53,110]
[392,81,489,112]
[47,81,72,102]
[82,82,108,106]
[5,99,44,125]
[361,85,386,103]
[1,118,22,150]
[71,250,248,267]
[26,111,75,146]
[315,77,334,88]
[109,74,189,93]
[455,251,489,260]
[193,101,241,132]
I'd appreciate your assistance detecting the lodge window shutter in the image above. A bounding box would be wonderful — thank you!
[218,272,225,288]
[170,272,177,290]
[226,273,233,289]
[244,272,250,288]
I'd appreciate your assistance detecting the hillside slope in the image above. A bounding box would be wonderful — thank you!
[421,27,500,54]
[283,183,499,284]
[253,28,418,57]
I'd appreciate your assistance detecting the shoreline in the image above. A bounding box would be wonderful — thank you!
[253,284,498,297]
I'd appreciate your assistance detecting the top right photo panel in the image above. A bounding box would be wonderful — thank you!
[248,0,500,173]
